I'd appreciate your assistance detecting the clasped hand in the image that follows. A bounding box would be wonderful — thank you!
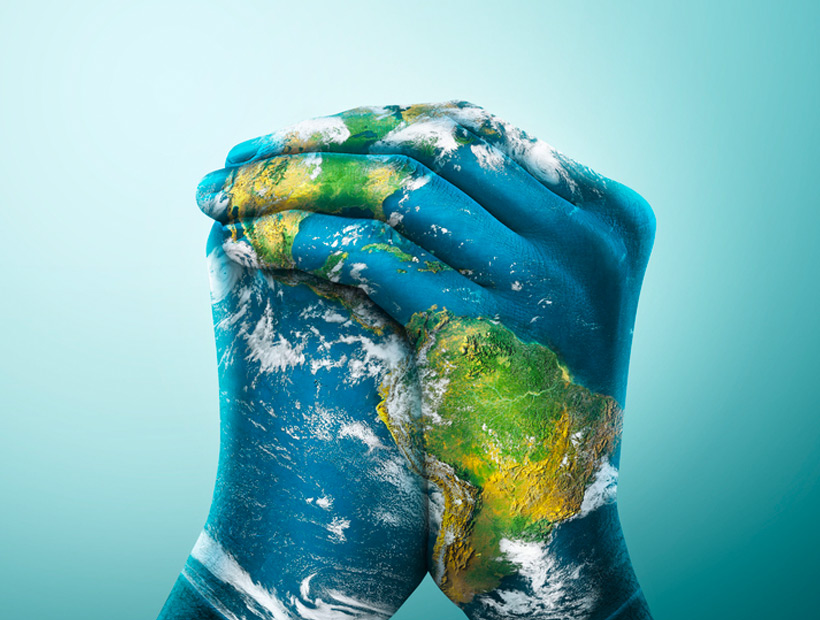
[195,100,656,606]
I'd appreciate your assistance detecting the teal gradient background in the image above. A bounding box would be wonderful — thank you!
[1,1,818,618]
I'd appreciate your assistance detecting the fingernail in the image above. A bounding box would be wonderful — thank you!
[226,138,261,165]
[196,168,231,221]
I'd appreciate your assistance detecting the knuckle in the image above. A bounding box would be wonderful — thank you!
[389,153,427,177]
[602,181,657,270]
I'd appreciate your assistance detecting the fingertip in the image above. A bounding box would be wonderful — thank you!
[196,168,232,222]
[197,168,229,193]
[226,137,261,166]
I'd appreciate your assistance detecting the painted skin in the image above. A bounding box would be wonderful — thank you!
[162,102,656,620]
[159,234,430,620]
